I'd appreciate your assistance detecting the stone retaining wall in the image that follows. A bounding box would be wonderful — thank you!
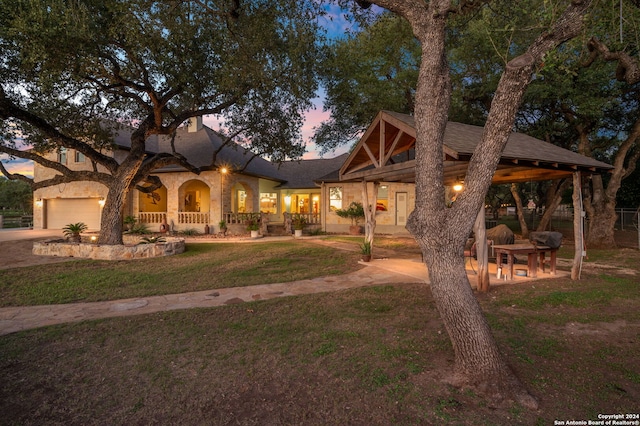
[33,237,185,260]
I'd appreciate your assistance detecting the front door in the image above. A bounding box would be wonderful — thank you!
[396,192,407,226]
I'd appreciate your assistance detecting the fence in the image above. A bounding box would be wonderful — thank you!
[0,215,33,229]
[616,208,639,231]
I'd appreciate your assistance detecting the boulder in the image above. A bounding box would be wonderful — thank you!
[486,224,514,246]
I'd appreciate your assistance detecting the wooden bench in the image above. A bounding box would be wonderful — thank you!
[493,243,558,279]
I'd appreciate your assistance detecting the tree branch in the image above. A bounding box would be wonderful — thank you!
[585,38,640,84]
[134,175,163,193]
[0,87,120,173]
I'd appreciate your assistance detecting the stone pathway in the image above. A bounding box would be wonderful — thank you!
[0,260,428,336]
[0,231,571,336]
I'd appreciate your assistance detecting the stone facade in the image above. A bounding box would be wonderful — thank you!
[32,237,186,260]
[321,181,415,235]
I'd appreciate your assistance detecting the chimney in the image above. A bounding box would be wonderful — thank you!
[188,116,203,133]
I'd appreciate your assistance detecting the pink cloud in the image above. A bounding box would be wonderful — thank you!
[1,158,34,178]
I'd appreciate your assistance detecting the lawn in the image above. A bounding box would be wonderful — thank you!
[0,237,638,425]
[0,241,360,307]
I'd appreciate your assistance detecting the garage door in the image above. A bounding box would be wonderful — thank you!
[46,198,102,230]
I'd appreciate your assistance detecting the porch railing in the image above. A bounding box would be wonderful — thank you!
[300,213,321,225]
[284,212,321,225]
[223,212,260,225]
[178,212,210,225]
[139,212,167,224]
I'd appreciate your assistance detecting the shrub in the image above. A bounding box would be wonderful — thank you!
[335,202,365,226]
[292,214,307,230]
[126,223,152,234]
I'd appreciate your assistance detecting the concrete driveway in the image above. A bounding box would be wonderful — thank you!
[0,228,62,242]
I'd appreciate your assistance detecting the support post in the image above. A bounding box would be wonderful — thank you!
[474,205,490,292]
[571,171,583,280]
[362,180,378,248]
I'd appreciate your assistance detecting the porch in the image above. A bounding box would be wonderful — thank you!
[137,211,322,235]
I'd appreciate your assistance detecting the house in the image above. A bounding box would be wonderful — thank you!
[32,111,612,235]
[32,117,375,234]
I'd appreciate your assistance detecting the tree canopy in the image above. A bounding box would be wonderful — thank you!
[0,0,323,243]
[313,12,419,152]
[0,178,32,212]
[320,0,639,246]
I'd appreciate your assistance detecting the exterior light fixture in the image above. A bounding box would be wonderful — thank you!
[98,197,106,207]
[35,198,43,207]
[453,177,464,192]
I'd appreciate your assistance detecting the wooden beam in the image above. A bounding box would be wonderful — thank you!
[383,130,404,166]
[342,160,416,181]
[380,120,385,167]
[339,112,383,177]
[362,143,380,168]
[380,111,417,137]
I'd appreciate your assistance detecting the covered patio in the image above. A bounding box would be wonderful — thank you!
[339,111,613,287]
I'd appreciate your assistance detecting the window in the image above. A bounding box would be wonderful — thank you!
[237,190,247,213]
[376,185,388,211]
[57,148,67,164]
[74,150,85,162]
[329,187,342,211]
[260,193,277,214]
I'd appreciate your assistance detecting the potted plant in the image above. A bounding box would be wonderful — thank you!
[360,240,372,262]
[123,215,137,231]
[137,236,166,244]
[292,214,306,237]
[246,217,260,238]
[335,202,365,235]
[218,220,227,236]
[62,222,88,243]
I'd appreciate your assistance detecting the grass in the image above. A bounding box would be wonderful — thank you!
[1,275,637,424]
[0,241,359,306]
[0,237,638,424]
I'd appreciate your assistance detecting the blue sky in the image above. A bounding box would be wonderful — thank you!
[1,3,383,177]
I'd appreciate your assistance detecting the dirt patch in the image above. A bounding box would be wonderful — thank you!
[0,239,78,270]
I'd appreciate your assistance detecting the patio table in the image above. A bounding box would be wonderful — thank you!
[493,243,558,280]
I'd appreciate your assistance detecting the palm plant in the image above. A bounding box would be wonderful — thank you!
[62,222,88,242]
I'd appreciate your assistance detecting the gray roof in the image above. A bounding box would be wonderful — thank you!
[108,123,345,185]
[110,124,284,181]
[385,111,612,170]
[275,153,349,188]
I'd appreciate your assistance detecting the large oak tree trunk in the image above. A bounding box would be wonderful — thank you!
[98,179,131,245]
[583,174,618,248]
[577,114,640,248]
[424,245,536,407]
[405,0,539,407]
[98,131,146,245]
[369,0,590,408]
